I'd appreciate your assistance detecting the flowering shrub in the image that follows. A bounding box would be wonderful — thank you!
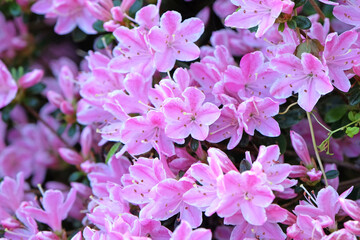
[1,0,360,239]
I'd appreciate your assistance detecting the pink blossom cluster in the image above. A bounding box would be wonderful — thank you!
[1,0,360,239]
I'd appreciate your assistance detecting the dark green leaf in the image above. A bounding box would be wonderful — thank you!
[26,83,46,95]
[239,159,252,173]
[293,16,312,30]
[1,103,16,122]
[95,34,115,49]
[9,2,21,17]
[348,85,360,106]
[190,138,199,152]
[93,20,105,33]
[23,97,40,108]
[72,28,87,42]
[68,171,84,182]
[324,105,348,123]
[57,123,67,135]
[287,19,297,29]
[325,170,339,179]
[248,26,258,33]
[68,124,77,137]
[106,142,121,163]
[294,0,306,8]
[239,133,249,147]
[113,0,121,6]
[129,0,143,16]
[278,22,285,32]
[275,108,306,128]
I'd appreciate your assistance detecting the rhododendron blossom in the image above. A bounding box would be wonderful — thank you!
[2,0,360,239]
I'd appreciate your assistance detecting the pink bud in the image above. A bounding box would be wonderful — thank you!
[86,1,112,21]
[289,165,307,178]
[111,7,125,22]
[290,131,313,167]
[120,0,136,11]
[104,20,120,32]
[80,126,92,158]
[58,148,83,165]
[307,168,322,182]
[60,101,74,115]
[1,217,22,229]
[47,90,64,108]
[59,66,75,100]
[18,69,44,89]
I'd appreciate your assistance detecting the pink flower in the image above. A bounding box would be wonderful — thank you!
[216,170,275,225]
[238,96,280,137]
[0,60,18,109]
[270,53,333,112]
[323,30,359,92]
[163,87,220,141]
[224,51,280,101]
[31,0,96,35]
[141,178,203,228]
[333,0,360,27]
[121,157,167,204]
[148,11,204,72]
[170,220,212,240]
[224,0,294,38]
[110,27,156,77]
[120,110,178,156]
[207,104,243,150]
[24,188,77,232]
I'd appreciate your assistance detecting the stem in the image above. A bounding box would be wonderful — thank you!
[329,119,359,136]
[279,101,298,115]
[308,0,335,32]
[310,112,331,132]
[308,0,326,21]
[23,104,72,148]
[307,111,328,186]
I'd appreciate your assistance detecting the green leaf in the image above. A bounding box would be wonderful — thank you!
[129,0,143,16]
[346,126,359,138]
[275,108,306,128]
[239,159,252,173]
[113,0,121,6]
[68,171,84,182]
[325,170,339,179]
[95,34,115,49]
[93,20,105,33]
[347,111,360,122]
[293,16,312,30]
[106,142,121,163]
[72,28,87,43]
[278,22,285,32]
[294,39,324,58]
[26,83,46,95]
[294,0,306,8]
[287,19,297,29]
[9,2,21,17]
[348,85,360,106]
[68,124,77,137]
[248,26,258,33]
[57,123,67,136]
[23,97,40,108]
[1,103,16,122]
[324,105,347,123]
[190,138,199,152]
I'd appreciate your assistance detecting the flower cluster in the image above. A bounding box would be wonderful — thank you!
[1,0,360,239]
